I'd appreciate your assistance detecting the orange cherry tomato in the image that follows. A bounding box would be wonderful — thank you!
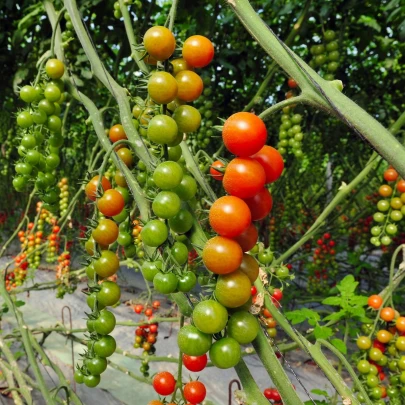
[380,307,395,322]
[182,35,214,68]
[97,189,125,217]
[175,70,203,102]
[232,223,258,252]
[85,175,112,201]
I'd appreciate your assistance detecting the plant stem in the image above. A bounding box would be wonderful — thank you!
[167,0,179,31]
[227,0,405,178]
[172,315,185,402]
[0,336,33,403]
[234,359,269,405]
[107,360,152,384]
[0,283,54,403]
[118,0,148,73]
[0,359,24,405]
[243,0,312,112]
[64,0,155,170]
[252,328,303,405]
[259,94,308,121]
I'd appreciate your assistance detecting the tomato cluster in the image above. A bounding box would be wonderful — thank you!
[370,167,405,247]
[58,177,69,216]
[277,104,304,158]
[5,259,28,291]
[309,30,340,81]
[14,59,67,214]
[353,296,405,404]
[307,233,337,294]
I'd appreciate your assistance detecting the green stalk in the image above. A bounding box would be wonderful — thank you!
[0,283,54,403]
[259,95,308,121]
[243,0,312,111]
[0,336,33,403]
[30,335,83,405]
[254,280,361,404]
[0,360,23,405]
[234,359,269,405]
[64,0,155,170]
[252,329,303,405]
[227,0,405,178]
[118,0,148,73]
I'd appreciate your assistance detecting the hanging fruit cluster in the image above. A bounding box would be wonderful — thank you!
[6,256,28,291]
[278,83,305,158]
[14,59,67,213]
[309,30,340,81]
[46,224,61,263]
[370,167,405,247]
[58,177,69,216]
[354,296,405,404]
[307,233,337,294]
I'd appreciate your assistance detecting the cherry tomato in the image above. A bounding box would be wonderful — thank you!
[97,189,125,217]
[238,253,259,283]
[396,317,405,332]
[202,236,243,274]
[209,337,241,369]
[210,160,225,181]
[193,300,228,334]
[182,35,214,68]
[397,180,405,193]
[182,354,207,372]
[243,187,273,221]
[227,311,259,344]
[94,250,119,278]
[222,112,267,157]
[172,105,201,133]
[368,295,383,310]
[184,381,206,404]
[117,147,134,167]
[357,336,372,350]
[93,310,116,335]
[141,220,168,247]
[223,157,266,199]
[209,196,251,238]
[94,335,116,357]
[153,272,178,294]
[144,26,176,61]
[109,124,127,144]
[215,270,251,308]
[85,175,112,201]
[378,184,392,197]
[152,371,176,396]
[148,72,178,105]
[384,168,398,182]
[177,325,212,356]
[171,58,194,76]
[92,219,119,245]
[97,281,121,307]
[232,223,258,252]
[45,59,65,79]
[288,78,298,88]
[252,145,284,183]
[380,307,395,322]
[272,288,283,301]
[176,70,203,102]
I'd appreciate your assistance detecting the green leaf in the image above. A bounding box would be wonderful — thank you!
[15,300,25,308]
[349,296,368,306]
[331,338,347,354]
[336,275,358,295]
[285,308,320,325]
[357,15,381,32]
[323,310,346,322]
[314,325,333,340]
[322,296,342,306]
[311,388,329,397]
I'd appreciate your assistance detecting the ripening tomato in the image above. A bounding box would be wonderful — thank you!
[171,58,194,76]
[182,35,214,68]
[232,223,258,252]
[238,254,259,283]
[397,180,405,193]
[380,307,395,322]
[222,112,267,157]
[109,124,127,143]
[209,196,251,238]
[117,147,134,167]
[368,295,383,309]
[215,270,251,308]
[202,236,243,274]
[175,70,203,102]
[243,187,273,221]
[148,72,178,105]
[143,26,176,61]
[210,160,225,181]
[92,219,119,245]
[184,381,206,404]
[396,317,405,332]
[252,145,284,183]
[378,185,392,198]
[384,168,398,182]
[152,371,176,396]
[85,175,112,201]
[288,78,298,88]
[223,157,266,199]
[182,354,208,372]
[97,189,125,217]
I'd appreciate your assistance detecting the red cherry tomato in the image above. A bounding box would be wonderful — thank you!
[252,145,284,184]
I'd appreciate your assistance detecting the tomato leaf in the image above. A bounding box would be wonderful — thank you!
[331,338,347,354]
[285,308,320,325]
[322,296,341,306]
[314,325,333,340]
